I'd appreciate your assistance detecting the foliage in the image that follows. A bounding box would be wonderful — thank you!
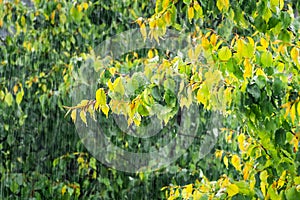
[67,0,300,199]
[134,0,300,199]
[1,0,300,199]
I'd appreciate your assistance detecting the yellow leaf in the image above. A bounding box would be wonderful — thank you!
[238,134,246,151]
[215,150,223,160]
[95,88,106,110]
[291,47,299,64]
[82,2,88,10]
[80,110,87,126]
[140,23,147,41]
[164,11,171,25]
[224,155,229,169]
[186,184,193,195]
[231,154,241,171]
[193,189,202,200]
[188,6,194,23]
[260,38,268,49]
[291,136,299,152]
[227,184,239,197]
[256,68,266,77]
[243,163,250,180]
[217,0,229,12]
[77,4,83,12]
[277,170,286,189]
[243,58,252,79]
[193,1,203,18]
[71,110,77,123]
[107,77,125,95]
[297,102,300,119]
[210,33,218,46]
[174,189,180,198]
[201,37,210,49]
[290,103,296,124]
[61,185,67,196]
[218,46,232,61]
[16,91,24,105]
[261,182,266,197]
[101,104,110,118]
[51,11,55,24]
[148,49,154,59]
[21,16,26,26]
[107,79,114,91]
[109,67,116,75]
[77,156,84,164]
[162,0,169,10]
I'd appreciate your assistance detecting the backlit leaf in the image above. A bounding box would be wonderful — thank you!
[231,154,241,171]
[16,91,24,105]
[188,6,194,23]
[216,0,229,12]
[4,92,13,107]
[291,47,299,64]
[95,88,106,110]
[227,184,239,197]
[218,46,232,61]
[101,104,109,118]
[290,103,296,124]
[224,155,229,168]
[261,51,273,67]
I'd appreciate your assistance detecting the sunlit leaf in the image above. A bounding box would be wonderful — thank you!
[224,155,229,169]
[227,184,239,197]
[291,47,299,64]
[290,103,296,124]
[188,6,194,23]
[218,46,232,61]
[101,104,110,118]
[95,88,106,110]
[216,0,229,12]
[16,91,24,105]
[4,92,13,107]
[261,51,273,67]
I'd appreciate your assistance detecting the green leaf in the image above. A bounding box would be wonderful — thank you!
[285,187,300,200]
[70,6,83,23]
[138,104,149,116]
[163,79,175,92]
[218,46,232,61]
[4,92,13,107]
[16,91,24,105]
[261,51,273,67]
[275,128,286,146]
[10,181,19,194]
[247,84,261,100]
[89,157,97,170]
[278,30,291,43]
